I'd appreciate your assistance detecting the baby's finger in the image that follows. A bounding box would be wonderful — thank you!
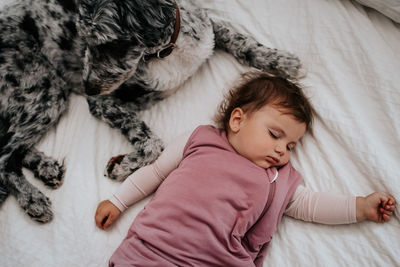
[95,211,106,229]
[384,204,396,211]
[102,217,110,229]
[103,214,115,230]
[388,195,396,205]
[380,207,393,216]
[101,214,111,228]
[96,215,106,229]
[382,213,391,222]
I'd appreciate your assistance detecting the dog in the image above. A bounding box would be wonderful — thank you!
[0,0,301,223]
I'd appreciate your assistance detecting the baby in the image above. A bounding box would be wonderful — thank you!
[95,71,396,266]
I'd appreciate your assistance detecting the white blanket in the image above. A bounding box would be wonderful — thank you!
[1,0,399,266]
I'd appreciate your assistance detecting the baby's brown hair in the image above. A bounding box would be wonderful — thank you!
[214,71,314,131]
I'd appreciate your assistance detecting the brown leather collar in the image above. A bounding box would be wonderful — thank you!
[143,0,180,62]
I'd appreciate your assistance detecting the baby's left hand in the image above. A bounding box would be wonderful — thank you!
[356,193,396,223]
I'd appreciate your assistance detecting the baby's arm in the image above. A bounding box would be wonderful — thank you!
[95,132,191,230]
[285,185,396,224]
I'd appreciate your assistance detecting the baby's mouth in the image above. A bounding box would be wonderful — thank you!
[266,156,279,165]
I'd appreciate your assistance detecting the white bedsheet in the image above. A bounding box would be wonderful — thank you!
[1,0,399,266]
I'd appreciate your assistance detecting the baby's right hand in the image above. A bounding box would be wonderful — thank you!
[95,200,121,230]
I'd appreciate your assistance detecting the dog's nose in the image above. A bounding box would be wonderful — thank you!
[84,81,101,96]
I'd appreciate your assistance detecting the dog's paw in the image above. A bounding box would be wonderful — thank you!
[34,159,65,189]
[17,188,53,223]
[275,51,303,79]
[105,135,164,181]
[251,47,303,79]
[105,154,133,182]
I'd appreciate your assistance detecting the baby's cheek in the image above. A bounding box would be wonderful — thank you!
[281,154,290,165]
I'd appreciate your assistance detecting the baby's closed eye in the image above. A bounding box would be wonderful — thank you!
[268,130,279,139]
[286,143,296,151]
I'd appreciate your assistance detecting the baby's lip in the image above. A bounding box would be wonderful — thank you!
[266,156,279,164]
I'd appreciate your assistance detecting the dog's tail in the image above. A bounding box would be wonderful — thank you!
[211,20,303,79]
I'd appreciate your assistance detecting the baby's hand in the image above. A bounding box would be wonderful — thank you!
[95,200,121,230]
[356,193,396,223]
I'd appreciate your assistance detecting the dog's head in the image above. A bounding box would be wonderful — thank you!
[77,0,174,95]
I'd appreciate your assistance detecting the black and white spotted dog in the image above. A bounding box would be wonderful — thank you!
[0,0,301,222]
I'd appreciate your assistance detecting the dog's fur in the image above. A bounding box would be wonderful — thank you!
[0,0,301,222]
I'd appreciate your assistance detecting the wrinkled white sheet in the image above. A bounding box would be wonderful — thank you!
[1,0,399,266]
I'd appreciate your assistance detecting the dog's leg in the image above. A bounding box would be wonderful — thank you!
[3,172,53,222]
[87,94,163,181]
[0,148,53,223]
[0,71,68,222]
[1,147,59,223]
[211,21,301,79]
[22,148,65,189]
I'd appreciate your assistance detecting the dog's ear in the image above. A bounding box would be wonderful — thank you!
[114,0,175,47]
[78,0,175,46]
[78,0,121,46]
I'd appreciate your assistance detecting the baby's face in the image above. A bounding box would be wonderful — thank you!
[228,104,306,169]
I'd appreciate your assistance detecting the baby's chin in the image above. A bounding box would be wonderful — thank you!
[255,160,288,169]
[254,161,273,169]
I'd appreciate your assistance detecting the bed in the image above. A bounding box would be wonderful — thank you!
[1,0,399,266]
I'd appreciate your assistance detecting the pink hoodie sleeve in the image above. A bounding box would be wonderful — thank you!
[285,185,357,224]
[109,132,191,212]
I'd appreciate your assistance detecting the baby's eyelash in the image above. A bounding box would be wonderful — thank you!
[287,144,295,151]
[268,130,278,139]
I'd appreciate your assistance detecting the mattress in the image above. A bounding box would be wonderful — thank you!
[1,0,399,266]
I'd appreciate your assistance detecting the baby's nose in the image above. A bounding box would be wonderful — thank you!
[274,144,284,155]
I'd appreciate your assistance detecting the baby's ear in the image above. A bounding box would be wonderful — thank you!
[78,0,121,46]
[229,108,244,133]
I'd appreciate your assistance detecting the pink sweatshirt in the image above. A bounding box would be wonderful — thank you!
[110,129,357,225]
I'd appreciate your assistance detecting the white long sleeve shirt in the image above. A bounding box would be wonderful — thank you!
[110,132,357,224]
